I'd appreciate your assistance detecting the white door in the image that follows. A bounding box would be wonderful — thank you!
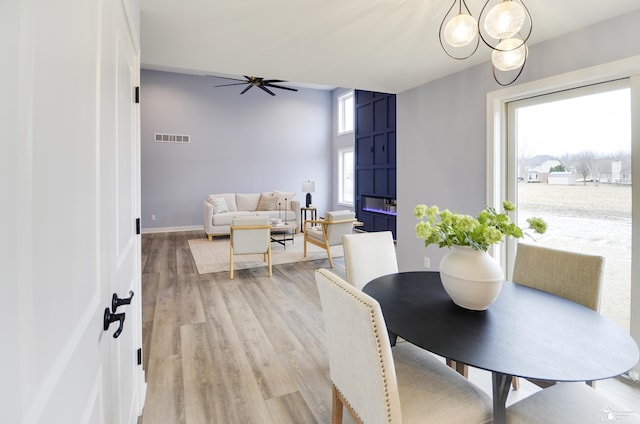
[0,0,144,422]
[100,0,145,422]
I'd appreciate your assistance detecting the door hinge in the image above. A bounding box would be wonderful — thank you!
[137,348,142,366]
[134,86,140,104]
[136,217,141,235]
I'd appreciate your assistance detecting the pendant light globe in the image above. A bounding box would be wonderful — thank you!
[444,13,478,47]
[491,38,527,71]
[484,1,525,39]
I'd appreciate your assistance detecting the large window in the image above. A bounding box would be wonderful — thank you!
[338,91,354,134]
[508,82,631,332]
[338,147,354,205]
[486,62,640,370]
[488,61,640,378]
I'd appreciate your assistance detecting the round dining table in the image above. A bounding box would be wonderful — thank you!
[363,271,639,424]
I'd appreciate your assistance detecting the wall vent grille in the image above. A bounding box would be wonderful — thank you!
[154,133,191,143]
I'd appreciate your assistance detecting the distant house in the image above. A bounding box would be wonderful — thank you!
[600,160,632,184]
[548,171,577,185]
[521,155,562,184]
[521,157,632,185]
[527,170,542,183]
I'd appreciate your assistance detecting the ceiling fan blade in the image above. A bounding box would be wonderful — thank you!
[214,82,251,87]
[208,75,249,83]
[265,83,298,92]
[211,75,296,96]
[259,85,276,96]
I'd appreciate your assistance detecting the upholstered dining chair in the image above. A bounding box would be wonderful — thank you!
[315,268,493,424]
[342,230,461,374]
[343,231,398,290]
[510,242,605,389]
[229,216,272,279]
[303,210,356,268]
[506,382,640,423]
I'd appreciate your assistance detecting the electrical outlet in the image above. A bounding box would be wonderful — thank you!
[151,214,156,222]
[423,256,431,269]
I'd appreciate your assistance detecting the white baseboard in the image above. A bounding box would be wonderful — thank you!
[141,225,203,234]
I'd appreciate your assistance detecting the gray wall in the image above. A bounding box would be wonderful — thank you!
[396,10,640,272]
[141,70,332,230]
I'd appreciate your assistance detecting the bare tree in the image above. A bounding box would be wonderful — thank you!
[557,153,573,172]
[574,151,597,185]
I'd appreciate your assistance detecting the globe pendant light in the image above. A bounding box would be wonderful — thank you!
[439,0,480,60]
[438,0,533,85]
[444,13,477,47]
[479,0,532,85]
[484,1,525,39]
[491,35,528,86]
[478,0,532,52]
[492,38,527,71]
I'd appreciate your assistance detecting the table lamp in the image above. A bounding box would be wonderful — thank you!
[302,180,315,207]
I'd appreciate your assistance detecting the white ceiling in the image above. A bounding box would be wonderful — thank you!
[139,1,640,93]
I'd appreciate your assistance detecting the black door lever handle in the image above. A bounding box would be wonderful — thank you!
[112,290,134,312]
[103,308,126,338]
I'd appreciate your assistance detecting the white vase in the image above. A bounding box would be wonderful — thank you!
[439,245,504,311]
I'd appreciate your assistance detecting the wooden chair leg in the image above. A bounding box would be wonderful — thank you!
[326,246,334,268]
[230,245,234,279]
[446,359,468,377]
[332,385,343,424]
[512,376,520,390]
[456,362,468,378]
[332,384,363,424]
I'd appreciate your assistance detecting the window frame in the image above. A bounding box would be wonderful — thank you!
[338,91,354,135]
[338,147,354,206]
[486,58,640,366]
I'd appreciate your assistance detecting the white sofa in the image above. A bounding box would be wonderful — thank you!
[203,191,299,241]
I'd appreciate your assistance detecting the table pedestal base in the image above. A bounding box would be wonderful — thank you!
[492,372,513,424]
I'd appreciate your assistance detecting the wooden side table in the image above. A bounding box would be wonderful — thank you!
[300,207,317,232]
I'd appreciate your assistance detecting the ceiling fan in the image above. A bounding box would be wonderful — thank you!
[212,75,298,96]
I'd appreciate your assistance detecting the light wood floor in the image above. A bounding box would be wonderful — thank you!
[140,230,640,423]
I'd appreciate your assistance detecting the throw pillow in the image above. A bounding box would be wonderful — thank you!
[208,193,237,211]
[211,197,229,214]
[236,192,261,211]
[326,210,355,221]
[256,195,276,211]
[273,191,295,210]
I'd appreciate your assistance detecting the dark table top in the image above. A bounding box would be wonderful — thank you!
[363,271,639,382]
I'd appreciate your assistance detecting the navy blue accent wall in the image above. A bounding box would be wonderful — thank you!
[354,90,397,238]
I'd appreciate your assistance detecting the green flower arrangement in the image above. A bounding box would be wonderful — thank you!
[414,201,547,252]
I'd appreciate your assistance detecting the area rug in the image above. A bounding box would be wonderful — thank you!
[188,233,343,274]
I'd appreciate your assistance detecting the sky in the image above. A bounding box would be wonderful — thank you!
[516,88,631,158]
